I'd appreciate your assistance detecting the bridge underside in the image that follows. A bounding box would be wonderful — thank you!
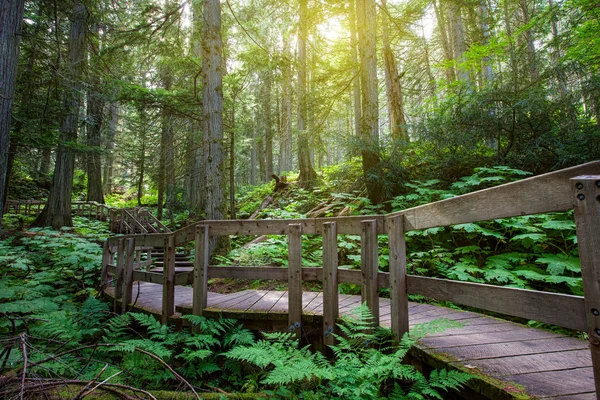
[104,282,595,400]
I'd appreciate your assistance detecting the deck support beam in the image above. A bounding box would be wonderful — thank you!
[162,235,176,324]
[193,225,209,320]
[322,222,338,345]
[288,224,303,339]
[572,176,600,397]
[388,215,408,343]
[361,219,379,325]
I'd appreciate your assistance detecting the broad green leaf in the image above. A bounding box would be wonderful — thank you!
[536,254,580,275]
[511,233,548,248]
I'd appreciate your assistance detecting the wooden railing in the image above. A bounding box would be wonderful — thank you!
[101,161,600,395]
[6,200,170,235]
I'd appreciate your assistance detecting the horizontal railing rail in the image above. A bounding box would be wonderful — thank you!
[100,161,600,396]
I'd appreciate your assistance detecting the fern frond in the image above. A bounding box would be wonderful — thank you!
[129,312,170,340]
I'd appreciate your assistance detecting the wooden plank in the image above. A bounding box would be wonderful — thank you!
[387,161,600,231]
[388,215,408,342]
[453,349,593,376]
[420,328,561,348]
[433,336,590,361]
[162,235,175,324]
[503,367,596,398]
[248,291,288,312]
[121,238,135,314]
[322,222,338,345]
[208,290,264,310]
[572,175,600,398]
[193,225,209,318]
[539,393,597,399]
[302,292,321,309]
[337,294,363,313]
[406,275,586,331]
[288,224,302,337]
[304,293,324,313]
[270,291,289,312]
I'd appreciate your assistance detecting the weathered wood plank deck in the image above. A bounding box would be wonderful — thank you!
[105,282,596,399]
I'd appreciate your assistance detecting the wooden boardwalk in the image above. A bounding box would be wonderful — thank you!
[105,282,596,399]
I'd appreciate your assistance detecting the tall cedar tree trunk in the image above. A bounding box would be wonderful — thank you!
[103,102,118,195]
[264,71,273,181]
[503,0,518,88]
[478,0,493,85]
[158,71,174,221]
[433,0,456,84]
[86,25,104,204]
[0,0,25,225]
[381,0,407,144]
[519,0,538,82]
[203,0,229,254]
[449,0,470,84]
[188,0,204,212]
[136,106,147,207]
[297,0,318,187]
[34,2,87,229]
[349,0,362,139]
[357,0,383,204]
[280,39,293,173]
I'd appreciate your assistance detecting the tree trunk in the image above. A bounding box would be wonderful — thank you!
[449,0,470,84]
[280,38,293,174]
[381,0,407,144]
[478,0,493,85]
[203,0,229,253]
[34,2,87,229]
[0,0,25,224]
[433,0,456,84]
[264,70,273,181]
[349,0,362,139]
[86,25,104,204]
[519,0,538,82]
[356,0,383,204]
[103,102,118,195]
[297,0,318,188]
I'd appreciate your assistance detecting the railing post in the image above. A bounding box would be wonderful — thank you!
[100,241,113,295]
[162,235,176,324]
[193,225,209,320]
[115,238,126,312]
[388,215,409,343]
[121,238,135,314]
[120,209,125,234]
[288,224,303,339]
[322,222,338,346]
[361,220,379,325]
[572,176,600,397]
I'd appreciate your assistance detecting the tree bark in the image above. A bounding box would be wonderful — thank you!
[86,24,104,204]
[297,0,318,188]
[0,0,25,225]
[203,0,229,253]
[356,0,383,204]
[103,102,118,195]
[349,0,362,139]
[381,0,407,144]
[280,38,293,174]
[519,0,538,82]
[433,0,456,84]
[449,0,470,84]
[264,70,273,181]
[34,2,87,229]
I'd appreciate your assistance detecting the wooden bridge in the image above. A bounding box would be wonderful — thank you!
[6,200,170,234]
[99,161,600,399]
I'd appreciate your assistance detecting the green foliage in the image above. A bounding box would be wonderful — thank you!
[225,305,470,399]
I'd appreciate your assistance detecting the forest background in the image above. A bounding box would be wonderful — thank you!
[1,0,599,231]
